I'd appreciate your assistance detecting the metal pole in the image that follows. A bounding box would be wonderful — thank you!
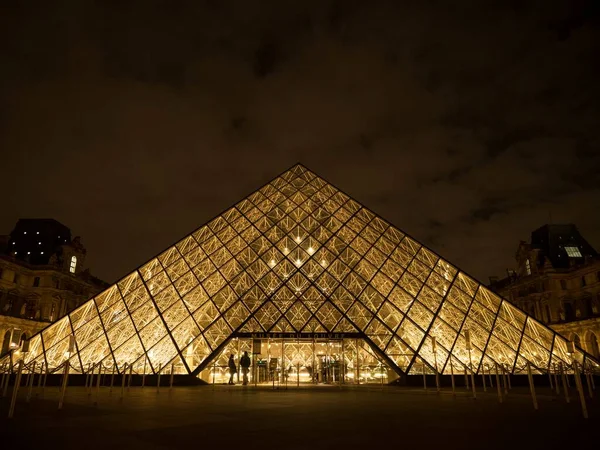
[157,363,162,394]
[526,362,538,410]
[42,362,48,396]
[57,360,70,410]
[26,361,36,402]
[3,350,14,398]
[422,361,426,390]
[566,365,571,388]
[110,364,115,394]
[142,357,146,388]
[495,363,503,403]
[297,362,300,387]
[560,362,570,403]
[8,359,24,419]
[36,362,43,397]
[573,361,588,419]
[170,363,175,391]
[85,362,90,389]
[450,358,455,396]
[127,364,132,390]
[120,363,127,400]
[355,338,359,385]
[585,367,593,398]
[341,338,345,385]
[94,362,102,405]
[433,351,440,393]
[548,367,553,390]
[481,362,487,392]
[488,365,494,388]
[502,364,508,395]
[553,363,560,395]
[464,365,469,390]
[88,363,95,397]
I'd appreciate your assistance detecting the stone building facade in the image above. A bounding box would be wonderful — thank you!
[490,224,600,359]
[0,219,108,354]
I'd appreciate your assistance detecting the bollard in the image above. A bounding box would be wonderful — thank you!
[94,362,102,406]
[470,364,476,400]
[170,363,175,391]
[8,359,24,419]
[585,368,593,399]
[560,363,570,403]
[422,363,426,390]
[110,364,115,394]
[142,358,146,388]
[526,362,538,410]
[495,363,503,403]
[42,363,48,395]
[450,359,456,396]
[0,368,5,396]
[58,361,70,410]
[127,364,133,390]
[573,362,588,419]
[85,363,91,389]
[2,363,10,398]
[481,364,487,392]
[120,363,127,400]
[26,361,36,402]
[157,363,162,394]
[36,362,43,397]
[88,363,95,397]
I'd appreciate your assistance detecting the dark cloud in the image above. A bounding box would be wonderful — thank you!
[1,0,599,284]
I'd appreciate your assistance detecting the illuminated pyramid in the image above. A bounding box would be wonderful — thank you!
[14,164,599,378]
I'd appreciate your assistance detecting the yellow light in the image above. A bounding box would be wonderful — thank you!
[269,259,276,267]
[308,247,314,254]
[295,258,302,266]
[284,247,289,255]
[321,259,327,267]
[295,236,301,243]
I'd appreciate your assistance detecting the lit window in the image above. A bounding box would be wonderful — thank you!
[525,259,531,276]
[565,246,582,257]
[69,256,77,273]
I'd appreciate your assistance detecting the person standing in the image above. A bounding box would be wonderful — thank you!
[240,351,251,385]
[228,354,237,385]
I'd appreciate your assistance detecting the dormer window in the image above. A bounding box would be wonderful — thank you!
[565,246,582,257]
[69,256,77,273]
[525,259,531,276]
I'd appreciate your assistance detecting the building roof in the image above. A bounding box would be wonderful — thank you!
[531,224,598,269]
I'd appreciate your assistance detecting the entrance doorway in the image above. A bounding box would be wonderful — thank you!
[198,336,394,386]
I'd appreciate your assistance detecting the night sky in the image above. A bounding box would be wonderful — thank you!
[1,1,599,285]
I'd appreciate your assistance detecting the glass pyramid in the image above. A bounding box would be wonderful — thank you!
[10,164,600,377]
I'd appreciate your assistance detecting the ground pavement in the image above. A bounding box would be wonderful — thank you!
[1,384,597,449]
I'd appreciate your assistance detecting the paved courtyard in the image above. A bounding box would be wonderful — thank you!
[1,384,597,449]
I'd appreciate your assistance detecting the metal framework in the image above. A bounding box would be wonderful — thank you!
[4,164,599,377]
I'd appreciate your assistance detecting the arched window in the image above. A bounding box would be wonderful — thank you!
[571,333,581,348]
[586,332,599,359]
[1,330,10,354]
[69,255,77,273]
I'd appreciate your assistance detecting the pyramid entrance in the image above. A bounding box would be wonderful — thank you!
[5,163,598,382]
[199,334,397,385]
